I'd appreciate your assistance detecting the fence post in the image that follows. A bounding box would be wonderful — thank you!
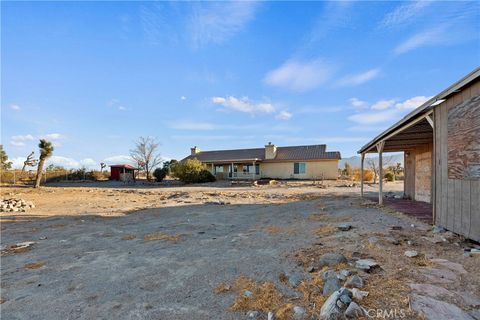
[13,170,16,185]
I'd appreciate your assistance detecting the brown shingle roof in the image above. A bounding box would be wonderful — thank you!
[182,144,341,162]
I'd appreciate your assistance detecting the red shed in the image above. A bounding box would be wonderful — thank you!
[110,164,137,182]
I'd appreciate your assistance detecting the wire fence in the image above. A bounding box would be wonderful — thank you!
[0,169,110,185]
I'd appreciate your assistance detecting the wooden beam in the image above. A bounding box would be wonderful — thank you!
[426,115,434,128]
[376,141,385,205]
[360,153,365,198]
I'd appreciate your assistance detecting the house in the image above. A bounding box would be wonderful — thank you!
[182,143,341,180]
[358,67,480,241]
[109,164,137,182]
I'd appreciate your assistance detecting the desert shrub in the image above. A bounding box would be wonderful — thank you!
[153,167,168,182]
[352,169,374,182]
[171,158,216,183]
[384,172,395,182]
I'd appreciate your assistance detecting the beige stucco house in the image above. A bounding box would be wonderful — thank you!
[181,143,341,180]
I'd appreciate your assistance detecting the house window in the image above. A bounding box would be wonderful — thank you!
[294,162,306,174]
[244,164,260,174]
[214,165,223,174]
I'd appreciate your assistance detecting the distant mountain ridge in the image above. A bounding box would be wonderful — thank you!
[339,154,404,169]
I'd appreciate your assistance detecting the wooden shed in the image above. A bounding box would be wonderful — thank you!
[110,164,137,182]
[358,68,480,241]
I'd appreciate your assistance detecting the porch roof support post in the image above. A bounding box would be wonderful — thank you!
[360,153,365,197]
[231,162,234,179]
[376,141,385,205]
[252,161,255,180]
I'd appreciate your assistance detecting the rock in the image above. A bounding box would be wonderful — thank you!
[338,224,352,231]
[293,306,306,319]
[336,300,345,308]
[420,268,457,284]
[244,290,253,297]
[247,311,260,319]
[411,294,475,320]
[322,269,337,280]
[340,269,351,278]
[267,312,275,320]
[430,258,467,274]
[345,275,364,288]
[339,294,352,305]
[432,225,446,234]
[319,290,343,320]
[307,266,315,273]
[318,253,348,268]
[405,250,418,258]
[288,274,302,287]
[409,283,454,298]
[323,277,341,296]
[345,301,364,318]
[355,259,378,271]
[350,288,369,300]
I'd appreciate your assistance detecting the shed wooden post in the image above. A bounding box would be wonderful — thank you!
[360,153,365,197]
[252,161,256,180]
[376,141,385,205]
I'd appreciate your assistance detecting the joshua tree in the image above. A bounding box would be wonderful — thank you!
[0,145,12,170]
[100,162,107,172]
[34,139,54,188]
[22,151,38,172]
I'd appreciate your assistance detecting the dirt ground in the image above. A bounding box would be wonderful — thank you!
[1,181,479,320]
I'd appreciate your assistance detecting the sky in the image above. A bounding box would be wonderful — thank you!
[2,1,479,169]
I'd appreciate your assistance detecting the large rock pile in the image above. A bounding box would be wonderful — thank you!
[0,198,35,213]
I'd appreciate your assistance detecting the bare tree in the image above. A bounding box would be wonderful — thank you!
[366,156,393,184]
[130,137,162,182]
[22,151,38,173]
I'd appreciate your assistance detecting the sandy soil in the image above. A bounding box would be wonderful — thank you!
[1,181,478,320]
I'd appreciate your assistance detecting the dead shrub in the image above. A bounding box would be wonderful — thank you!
[313,225,337,237]
[353,169,374,182]
[24,262,44,269]
[122,235,136,240]
[229,277,284,314]
[143,232,181,242]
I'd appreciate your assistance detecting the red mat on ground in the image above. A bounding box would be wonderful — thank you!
[369,197,433,224]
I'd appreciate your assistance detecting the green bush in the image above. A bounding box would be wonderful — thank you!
[171,158,216,183]
[153,168,168,182]
[384,172,395,182]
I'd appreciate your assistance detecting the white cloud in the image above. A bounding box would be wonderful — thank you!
[395,96,432,109]
[380,1,432,27]
[275,111,292,120]
[10,141,26,147]
[10,104,21,111]
[212,96,275,114]
[371,99,396,110]
[11,157,28,169]
[349,98,368,109]
[171,121,216,130]
[348,109,399,125]
[80,158,97,168]
[189,2,258,48]
[45,156,81,169]
[118,106,127,111]
[42,133,65,141]
[337,68,380,87]
[180,96,187,101]
[103,155,134,165]
[264,58,333,92]
[394,27,445,55]
[11,134,34,141]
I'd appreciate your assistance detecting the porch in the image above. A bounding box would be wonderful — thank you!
[204,160,261,180]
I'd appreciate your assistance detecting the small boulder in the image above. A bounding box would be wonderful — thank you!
[322,269,337,280]
[345,275,364,288]
[247,311,260,319]
[319,290,343,320]
[351,288,369,300]
[288,274,302,287]
[293,306,306,319]
[338,224,352,231]
[345,301,364,318]
[405,250,418,258]
[244,290,253,298]
[318,253,348,268]
[355,259,378,271]
[323,277,341,296]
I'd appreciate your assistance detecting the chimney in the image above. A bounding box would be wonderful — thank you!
[265,142,277,160]
[191,146,201,155]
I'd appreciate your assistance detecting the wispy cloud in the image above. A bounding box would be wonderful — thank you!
[107,99,128,111]
[348,95,432,125]
[337,68,380,87]
[349,98,368,109]
[189,2,257,48]
[212,96,275,114]
[10,104,21,111]
[180,96,187,101]
[394,26,446,55]
[10,134,34,147]
[298,106,342,114]
[380,1,433,28]
[275,111,292,120]
[264,58,333,92]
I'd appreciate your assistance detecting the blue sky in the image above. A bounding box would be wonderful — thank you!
[2,1,479,169]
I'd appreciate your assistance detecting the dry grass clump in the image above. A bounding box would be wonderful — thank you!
[360,275,414,318]
[229,276,284,313]
[143,232,181,242]
[313,224,337,237]
[296,274,325,316]
[121,235,136,240]
[24,262,45,269]
[214,282,231,294]
[264,225,297,236]
[308,213,329,221]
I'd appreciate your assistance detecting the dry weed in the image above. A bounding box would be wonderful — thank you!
[24,262,44,269]
[121,235,136,240]
[264,226,296,236]
[313,225,337,237]
[214,282,231,294]
[229,276,284,314]
[143,232,181,242]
